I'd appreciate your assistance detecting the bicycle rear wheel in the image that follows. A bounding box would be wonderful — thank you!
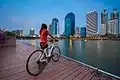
[51,46,61,62]
[26,50,44,76]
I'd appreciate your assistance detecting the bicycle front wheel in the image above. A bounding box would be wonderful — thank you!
[51,46,61,62]
[26,50,44,76]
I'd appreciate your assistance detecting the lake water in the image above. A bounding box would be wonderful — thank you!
[18,39,120,77]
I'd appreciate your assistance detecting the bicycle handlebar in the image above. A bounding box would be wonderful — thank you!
[49,39,59,43]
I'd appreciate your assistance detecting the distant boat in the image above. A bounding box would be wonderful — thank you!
[84,40,88,41]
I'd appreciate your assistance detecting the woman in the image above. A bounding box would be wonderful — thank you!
[39,23,55,49]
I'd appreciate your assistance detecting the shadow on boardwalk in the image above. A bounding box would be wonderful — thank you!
[0,42,119,80]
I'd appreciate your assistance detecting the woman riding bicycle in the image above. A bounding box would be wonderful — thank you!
[26,23,61,76]
[39,23,55,50]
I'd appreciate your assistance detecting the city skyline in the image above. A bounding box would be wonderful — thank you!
[0,0,120,35]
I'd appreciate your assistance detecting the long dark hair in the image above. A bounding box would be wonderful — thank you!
[40,23,47,35]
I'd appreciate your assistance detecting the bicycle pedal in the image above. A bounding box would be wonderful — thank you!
[48,58,51,62]
[51,55,54,57]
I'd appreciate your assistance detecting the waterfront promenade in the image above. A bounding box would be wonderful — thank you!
[0,42,119,80]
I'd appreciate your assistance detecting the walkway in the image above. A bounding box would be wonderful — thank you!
[0,42,119,80]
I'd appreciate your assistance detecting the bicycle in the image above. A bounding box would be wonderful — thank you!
[26,39,61,76]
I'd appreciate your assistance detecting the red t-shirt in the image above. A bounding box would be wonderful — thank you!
[40,29,48,44]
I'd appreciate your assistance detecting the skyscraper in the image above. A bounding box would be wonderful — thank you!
[100,9,108,35]
[108,19,118,35]
[64,12,75,37]
[109,9,119,35]
[80,27,86,37]
[111,9,119,20]
[86,10,98,36]
[51,18,59,36]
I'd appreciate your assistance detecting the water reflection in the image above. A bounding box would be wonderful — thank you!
[28,40,40,48]
[97,41,101,53]
[31,40,36,46]
[69,39,73,57]
[80,40,86,54]
[69,39,72,48]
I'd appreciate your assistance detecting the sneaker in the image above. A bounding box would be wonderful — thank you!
[47,57,51,63]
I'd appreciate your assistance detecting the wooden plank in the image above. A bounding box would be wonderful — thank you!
[77,67,90,80]
[63,66,86,80]
[48,62,79,80]
[55,65,82,80]
[82,68,95,80]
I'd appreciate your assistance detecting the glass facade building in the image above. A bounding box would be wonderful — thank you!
[80,27,86,37]
[64,12,75,37]
[51,18,59,35]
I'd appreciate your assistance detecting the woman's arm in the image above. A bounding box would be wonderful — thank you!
[48,32,55,39]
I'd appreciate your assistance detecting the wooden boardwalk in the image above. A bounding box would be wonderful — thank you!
[0,42,119,80]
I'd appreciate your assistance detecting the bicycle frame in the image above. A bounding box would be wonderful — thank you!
[38,43,55,62]
[47,43,55,56]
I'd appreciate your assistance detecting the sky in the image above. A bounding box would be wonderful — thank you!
[0,0,120,35]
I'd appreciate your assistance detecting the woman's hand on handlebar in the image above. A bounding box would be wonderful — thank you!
[55,39,58,42]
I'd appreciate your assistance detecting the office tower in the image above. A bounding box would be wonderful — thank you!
[80,27,86,37]
[51,18,59,35]
[65,12,75,37]
[109,9,119,35]
[86,10,98,36]
[100,9,108,35]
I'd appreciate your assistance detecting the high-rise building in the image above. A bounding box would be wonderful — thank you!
[86,10,98,36]
[75,26,80,35]
[30,28,35,36]
[111,8,119,20]
[51,18,59,36]
[109,9,119,35]
[64,12,75,37]
[108,19,118,35]
[100,9,108,35]
[80,27,86,37]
